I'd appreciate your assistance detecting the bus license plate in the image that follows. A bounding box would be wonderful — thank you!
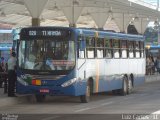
[40,89,49,93]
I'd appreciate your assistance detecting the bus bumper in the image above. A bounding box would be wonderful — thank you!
[16,81,87,96]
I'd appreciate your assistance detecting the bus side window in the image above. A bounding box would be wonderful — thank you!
[140,41,144,58]
[135,41,140,58]
[78,38,85,58]
[121,40,127,58]
[96,38,104,58]
[105,38,112,58]
[113,39,120,58]
[129,41,134,58]
[86,37,95,58]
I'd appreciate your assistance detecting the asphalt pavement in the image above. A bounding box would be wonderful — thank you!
[0,74,159,107]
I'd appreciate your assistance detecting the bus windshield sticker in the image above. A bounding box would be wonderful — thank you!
[46,60,75,66]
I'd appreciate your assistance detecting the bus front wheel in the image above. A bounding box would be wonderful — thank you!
[80,81,91,103]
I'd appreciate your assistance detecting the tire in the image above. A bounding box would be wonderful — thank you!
[112,89,120,95]
[127,77,133,94]
[120,76,127,96]
[80,81,91,103]
[35,95,46,103]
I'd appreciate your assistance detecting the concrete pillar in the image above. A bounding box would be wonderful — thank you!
[61,4,83,27]
[114,13,132,33]
[32,18,40,26]
[69,23,76,27]
[91,11,109,30]
[24,0,48,26]
[134,18,149,34]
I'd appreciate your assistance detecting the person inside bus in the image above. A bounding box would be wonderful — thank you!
[54,48,63,60]
[34,52,44,70]
[46,49,54,59]
[45,49,55,70]
[7,51,17,97]
[63,48,68,60]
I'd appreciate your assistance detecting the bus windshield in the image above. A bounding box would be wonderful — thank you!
[18,39,75,71]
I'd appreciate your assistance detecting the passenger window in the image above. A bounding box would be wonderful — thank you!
[105,39,112,58]
[113,39,119,48]
[105,38,111,48]
[113,39,120,58]
[87,48,95,58]
[96,38,104,58]
[129,41,134,58]
[140,42,144,58]
[86,37,95,47]
[78,40,85,58]
[121,40,127,58]
[135,41,140,58]
[86,37,95,58]
[106,49,112,58]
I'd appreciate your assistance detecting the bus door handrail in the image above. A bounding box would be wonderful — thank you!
[78,59,86,70]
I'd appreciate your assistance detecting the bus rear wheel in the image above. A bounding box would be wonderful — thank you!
[80,81,91,103]
[35,95,46,102]
[127,77,133,94]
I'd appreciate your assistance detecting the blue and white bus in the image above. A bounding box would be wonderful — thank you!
[16,27,145,103]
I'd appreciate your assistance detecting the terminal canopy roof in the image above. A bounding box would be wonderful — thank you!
[0,0,159,32]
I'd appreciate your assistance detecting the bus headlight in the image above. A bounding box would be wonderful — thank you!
[61,78,77,87]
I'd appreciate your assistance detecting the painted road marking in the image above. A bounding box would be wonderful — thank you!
[75,101,113,113]
[42,116,61,120]
[75,107,92,112]
[152,110,160,114]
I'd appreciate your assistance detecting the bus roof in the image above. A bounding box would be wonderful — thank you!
[76,28,144,41]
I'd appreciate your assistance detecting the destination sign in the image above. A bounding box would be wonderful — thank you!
[20,27,71,39]
[29,30,62,36]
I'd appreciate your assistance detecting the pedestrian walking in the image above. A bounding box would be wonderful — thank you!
[7,51,17,97]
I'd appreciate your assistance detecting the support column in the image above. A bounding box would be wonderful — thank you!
[69,23,76,27]
[114,13,132,33]
[134,18,149,34]
[32,18,40,26]
[24,0,48,26]
[91,10,109,30]
[61,1,83,28]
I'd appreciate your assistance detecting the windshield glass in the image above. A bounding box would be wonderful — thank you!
[18,39,75,70]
